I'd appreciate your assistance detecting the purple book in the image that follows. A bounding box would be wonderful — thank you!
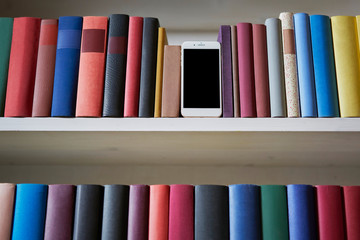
[218,25,234,117]
[44,185,76,240]
[127,185,150,240]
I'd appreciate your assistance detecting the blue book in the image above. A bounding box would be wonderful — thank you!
[293,13,317,117]
[287,184,317,240]
[12,184,48,240]
[51,16,82,117]
[229,184,261,240]
[310,15,339,117]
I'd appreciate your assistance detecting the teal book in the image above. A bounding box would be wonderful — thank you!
[0,18,13,116]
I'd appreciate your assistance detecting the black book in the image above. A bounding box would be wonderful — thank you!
[101,185,130,240]
[102,14,129,117]
[138,17,160,117]
[73,185,104,240]
[195,185,229,240]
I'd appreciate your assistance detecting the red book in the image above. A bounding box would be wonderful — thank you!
[237,23,256,118]
[76,16,108,117]
[252,24,270,117]
[4,17,41,117]
[124,16,143,117]
[149,185,170,240]
[32,19,58,117]
[343,186,360,240]
[316,185,345,240]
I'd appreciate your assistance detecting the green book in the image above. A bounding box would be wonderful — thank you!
[0,18,13,116]
[261,185,289,240]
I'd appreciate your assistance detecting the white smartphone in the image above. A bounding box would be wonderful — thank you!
[181,41,222,117]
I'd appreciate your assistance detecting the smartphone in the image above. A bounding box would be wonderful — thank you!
[181,41,222,117]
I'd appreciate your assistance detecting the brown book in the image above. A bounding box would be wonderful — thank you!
[161,45,181,117]
[0,183,15,240]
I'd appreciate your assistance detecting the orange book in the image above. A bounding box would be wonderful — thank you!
[76,16,108,117]
[148,185,170,240]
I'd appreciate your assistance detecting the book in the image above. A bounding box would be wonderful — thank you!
[343,186,360,240]
[168,185,194,240]
[331,16,360,117]
[4,17,41,117]
[161,45,181,117]
[237,23,256,117]
[44,184,76,240]
[261,185,289,240]
[51,16,83,117]
[32,19,58,117]
[76,16,108,117]
[287,184,317,240]
[265,18,287,117]
[279,12,300,117]
[229,184,261,240]
[154,27,168,118]
[316,185,345,240]
[0,18,13,116]
[310,15,339,117]
[127,184,149,240]
[124,16,143,117]
[73,185,104,240]
[230,25,240,117]
[218,25,234,117]
[149,185,170,240]
[139,17,160,117]
[12,184,48,240]
[253,24,270,117]
[293,13,317,117]
[102,185,130,240]
[0,183,15,240]
[102,14,129,117]
[195,185,229,240]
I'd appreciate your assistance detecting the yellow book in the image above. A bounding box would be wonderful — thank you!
[154,27,168,117]
[331,16,360,117]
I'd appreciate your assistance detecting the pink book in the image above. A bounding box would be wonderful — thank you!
[0,183,15,240]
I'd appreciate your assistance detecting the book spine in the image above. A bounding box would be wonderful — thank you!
[253,24,270,117]
[4,17,41,117]
[287,184,317,240]
[76,16,108,117]
[343,186,360,240]
[138,18,160,117]
[293,13,317,117]
[161,45,181,117]
[44,184,76,240]
[149,185,170,240]
[127,184,149,240]
[316,185,345,240]
[12,184,48,240]
[154,27,168,117]
[51,16,83,117]
[331,16,360,117]
[0,183,15,240]
[229,184,261,240]
[230,26,240,117]
[237,23,256,117]
[102,185,130,240]
[168,185,194,240]
[310,15,339,117]
[218,25,234,117]
[265,18,287,117]
[102,14,129,117]
[261,185,289,240]
[32,19,58,117]
[279,12,300,117]
[0,18,13,116]
[73,185,104,240]
[124,17,144,117]
[195,185,229,240]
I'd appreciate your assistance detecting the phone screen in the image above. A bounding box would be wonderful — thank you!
[183,49,220,108]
